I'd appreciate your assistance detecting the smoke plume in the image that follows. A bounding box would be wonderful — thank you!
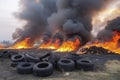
[13,0,57,45]
[97,17,120,41]
[13,0,112,46]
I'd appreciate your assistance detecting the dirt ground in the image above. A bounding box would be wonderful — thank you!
[0,49,120,80]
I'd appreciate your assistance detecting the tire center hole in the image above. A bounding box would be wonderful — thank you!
[62,60,70,63]
[15,55,22,59]
[38,63,49,68]
[81,60,90,63]
[22,64,31,67]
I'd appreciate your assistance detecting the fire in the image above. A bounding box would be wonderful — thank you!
[0,44,3,49]
[40,39,60,50]
[56,37,80,52]
[11,38,31,49]
[84,31,120,54]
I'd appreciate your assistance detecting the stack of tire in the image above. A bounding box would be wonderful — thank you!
[10,52,95,77]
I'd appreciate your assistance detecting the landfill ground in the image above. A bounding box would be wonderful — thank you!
[0,49,120,80]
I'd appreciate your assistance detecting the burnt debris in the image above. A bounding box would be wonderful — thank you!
[80,46,118,55]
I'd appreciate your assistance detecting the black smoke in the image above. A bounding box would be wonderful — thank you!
[97,17,120,41]
[13,0,111,46]
[13,0,57,45]
[48,0,111,45]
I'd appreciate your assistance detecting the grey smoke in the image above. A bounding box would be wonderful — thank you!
[13,0,112,46]
[105,16,120,31]
[13,0,57,45]
[48,0,110,44]
[97,17,120,41]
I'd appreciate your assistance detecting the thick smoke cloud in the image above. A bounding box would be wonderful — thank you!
[13,0,57,45]
[13,0,111,46]
[48,0,110,44]
[97,17,120,41]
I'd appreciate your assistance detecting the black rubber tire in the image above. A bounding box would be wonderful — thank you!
[11,54,24,62]
[0,52,3,58]
[57,58,75,71]
[48,53,60,68]
[67,53,82,61]
[10,61,23,67]
[2,51,11,58]
[17,62,34,74]
[76,59,94,71]
[24,54,40,63]
[40,52,51,60]
[33,62,54,77]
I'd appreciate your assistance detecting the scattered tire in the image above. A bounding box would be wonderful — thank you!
[40,52,51,60]
[76,59,94,71]
[57,58,75,71]
[11,54,24,62]
[1,51,11,58]
[33,62,54,77]
[67,53,82,61]
[24,54,40,63]
[40,52,51,62]
[48,53,60,68]
[17,62,34,74]
[0,52,3,58]
[10,61,22,67]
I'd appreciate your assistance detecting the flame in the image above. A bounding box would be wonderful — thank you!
[0,44,3,49]
[84,31,120,54]
[56,37,80,52]
[40,39,60,50]
[11,38,31,49]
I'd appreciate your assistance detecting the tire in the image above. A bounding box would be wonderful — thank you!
[33,62,54,77]
[0,52,3,58]
[76,59,94,71]
[2,51,11,58]
[17,62,34,74]
[11,54,24,62]
[24,54,40,63]
[10,61,23,67]
[48,53,60,68]
[40,52,51,60]
[57,58,75,71]
[67,53,82,61]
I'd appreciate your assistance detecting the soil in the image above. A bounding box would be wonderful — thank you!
[0,48,120,80]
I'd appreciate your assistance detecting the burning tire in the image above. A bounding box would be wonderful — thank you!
[57,58,75,71]
[11,54,25,62]
[24,54,40,63]
[17,62,34,74]
[33,62,54,77]
[76,59,94,71]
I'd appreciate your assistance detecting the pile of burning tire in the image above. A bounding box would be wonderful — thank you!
[0,51,94,77]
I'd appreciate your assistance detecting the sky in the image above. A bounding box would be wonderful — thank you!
[0,0,21,42]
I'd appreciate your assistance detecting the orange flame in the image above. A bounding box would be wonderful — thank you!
[12,38,32,49]
[56,37,81,52]
[0,44,3,49]
[40,39,60,50]
[84,31,120,54]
